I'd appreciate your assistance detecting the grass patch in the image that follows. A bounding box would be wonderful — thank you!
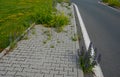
[103,0,120,7]
[47,13,69,32]
[0,0,69,52]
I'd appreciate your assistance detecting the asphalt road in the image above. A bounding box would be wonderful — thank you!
[71,0,120,77]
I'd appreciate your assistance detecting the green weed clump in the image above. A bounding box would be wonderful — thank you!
[103,0,120,7]
[49,13,69,32]
[78,43,101,74]
[57,0,70,3]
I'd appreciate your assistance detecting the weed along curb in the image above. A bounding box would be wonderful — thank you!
[0,23,35,59]
[73,3,104,77]
[71,4,84,77]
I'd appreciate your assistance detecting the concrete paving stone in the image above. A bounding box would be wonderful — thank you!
[43,62,51,67]
[29,65,44,69]
[4,67,14,71]
[44,74,54,77]
[0,63,12,67]
[68,71,77,76]
[4,61,12,64]
[13,67,23,72]
[52,63,60,67]
[21,64,30,68]
[16,71,35,77]
[12,61,26,65]
[60,64,68,68]
[54,74,64,77]
[55,67,63,71]
[6,71,16,75]
[23,68,40,73]
[0,70,7,75]
[12,52,21,56]
[46,66,55,70]
[8,57,17,61]
[34,73,44,77]
[72,68,77,72]
[16,58,26,61]
[41,69,50,74]
[0,66,6,71]
[15,55,28,58]
[64,67,73,72]
[53,57,61,61]
[1,56,10,60]
[64,75,73,77]
[25,61,42,65]
[60,58,69,62]
[0,75,15,77]
[12,63,21,68]
[59,71,68,75]
[46,60,57,63]
[14,75,23,77]
[50,70,59,74]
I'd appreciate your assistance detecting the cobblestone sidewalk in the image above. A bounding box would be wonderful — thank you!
[0,3,83,77]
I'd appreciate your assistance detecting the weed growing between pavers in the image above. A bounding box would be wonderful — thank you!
[32,30,35,35]
[71,34,78,41]
[50,45,54,48]
[43,40,47,44]
[23,35,28,40]
[57,40,61,43]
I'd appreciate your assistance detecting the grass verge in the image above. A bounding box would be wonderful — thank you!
[0,0,69,52]
[103,0,120,8]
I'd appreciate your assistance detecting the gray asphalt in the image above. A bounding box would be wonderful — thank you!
[71,0,120,77]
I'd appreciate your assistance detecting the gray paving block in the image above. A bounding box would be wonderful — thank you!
[0,66,5,71]
[13,67,23,72]
[50,70,59,74]
[41,69,49,74]
[0,70,7,75]
[34,73,44,77]
[5,67,14,71]
[6,71,16,75]
[54,74,63,77]
[44,74,54,77]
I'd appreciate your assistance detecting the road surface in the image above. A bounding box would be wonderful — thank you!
[71,0,120,77]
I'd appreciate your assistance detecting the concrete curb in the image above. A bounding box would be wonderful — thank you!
[73,3,104,77]
[71,4,84,77]
[0,23,35,59]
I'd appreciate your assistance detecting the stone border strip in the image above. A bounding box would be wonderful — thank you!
[73,3,104,77]
[0,23,35,59]
[71,4,84,77]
